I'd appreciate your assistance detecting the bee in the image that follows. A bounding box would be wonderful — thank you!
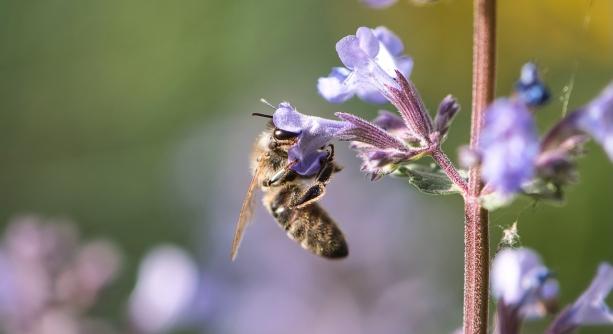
[231,112,348,261]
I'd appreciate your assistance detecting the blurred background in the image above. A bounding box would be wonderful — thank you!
[0,0,611,333]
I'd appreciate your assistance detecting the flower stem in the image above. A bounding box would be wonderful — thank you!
[464,0,496,333]
[431,149,468,196]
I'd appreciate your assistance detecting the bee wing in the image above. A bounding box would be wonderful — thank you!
[231,164,263,261]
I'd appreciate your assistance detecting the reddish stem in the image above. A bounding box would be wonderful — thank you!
[431,149,468,196]
[464,0,496,333]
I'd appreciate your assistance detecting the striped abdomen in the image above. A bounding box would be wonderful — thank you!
[263,184,348,259]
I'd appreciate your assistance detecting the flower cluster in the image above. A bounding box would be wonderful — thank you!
[473,63,612,206]
[317,26,412,104]
[491,247,613,334]
[0,216,122,334]
[264,25,612,208]
[272,26,461,181]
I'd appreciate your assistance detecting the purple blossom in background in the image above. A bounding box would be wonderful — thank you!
[272,102,349,176]
[0,216,122,334]
[361,0,397,9]
[491,248,559,334]
[318,26,413,104]
[515,62,550,107]
[479,99,539,196]
[547,263,613,334]
[492,248,559,318]
[574,83,613,161]
[128,245,200,334]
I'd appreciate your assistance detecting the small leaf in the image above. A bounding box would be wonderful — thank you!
[521,179,564,203]
[480,179,564,211]
[480,192,514,211]
[393,163,465,195]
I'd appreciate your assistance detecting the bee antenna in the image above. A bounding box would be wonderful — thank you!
[259,98,276,109]
[251,112,273,119]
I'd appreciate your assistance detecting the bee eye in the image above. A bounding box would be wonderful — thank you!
[273,128,299,140]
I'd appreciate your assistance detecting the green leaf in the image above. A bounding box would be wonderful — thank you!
[521,179,564,203]
[392,163,465,196]
[480,180,565,211]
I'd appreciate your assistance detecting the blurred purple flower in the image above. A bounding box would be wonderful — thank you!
[318,26,413,104]
[515,62,550,107]
[492,248,558,317]
[547,263,613,334]
[479,99,539,196]
[0,215,122,334]
[492,248,559,334]
[573,83,613,161]
[361,0,397,9]
[272,102,349,176]
[128,245,200,334]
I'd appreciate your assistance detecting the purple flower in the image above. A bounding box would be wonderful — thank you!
[272,102,349,176]
[0,216,122,334]
[479,99,539,196]
[335,111,427,178]
[361,0,397,9]
[433,95,461,139]
[492,248,559,333]
[318,26,413,104]
[574,83,613,161]
[515,62,550,107]
[128,245,200,334]
[492,248,558,315]
[547,263,613,334]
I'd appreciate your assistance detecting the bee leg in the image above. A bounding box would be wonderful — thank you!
[291,155,335,208]
[264,160,298,187]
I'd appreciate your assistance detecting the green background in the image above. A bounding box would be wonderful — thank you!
[0,0,611,333]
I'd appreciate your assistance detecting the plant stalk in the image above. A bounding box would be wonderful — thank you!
[464,0,496,333]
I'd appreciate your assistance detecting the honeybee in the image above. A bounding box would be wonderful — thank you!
[231,112,348,261]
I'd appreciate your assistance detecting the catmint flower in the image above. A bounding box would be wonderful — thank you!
[272,102,350,176]
[334,87,447,179]
[515,62,550,107]
[318,26,413,104]
[492,248,559,334]
[433,95,461,139]
[573,82,613,161]
[479,99,539,196]
[128,245,200,334]
[547,263,613,334]
[335,111,427,178]
[361,0,397,9]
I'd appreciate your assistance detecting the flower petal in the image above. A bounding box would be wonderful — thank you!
[575,83,613,161]
[317,67,356,104]
[479,99,539,196]
[336,36,369,70]
[356,27,380,59]
[515,62,550,107]
[325,26,413,105]
[491,248,558,320]
[272,103,349,176]
[373,26,404,56]
[568,263,613,325]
